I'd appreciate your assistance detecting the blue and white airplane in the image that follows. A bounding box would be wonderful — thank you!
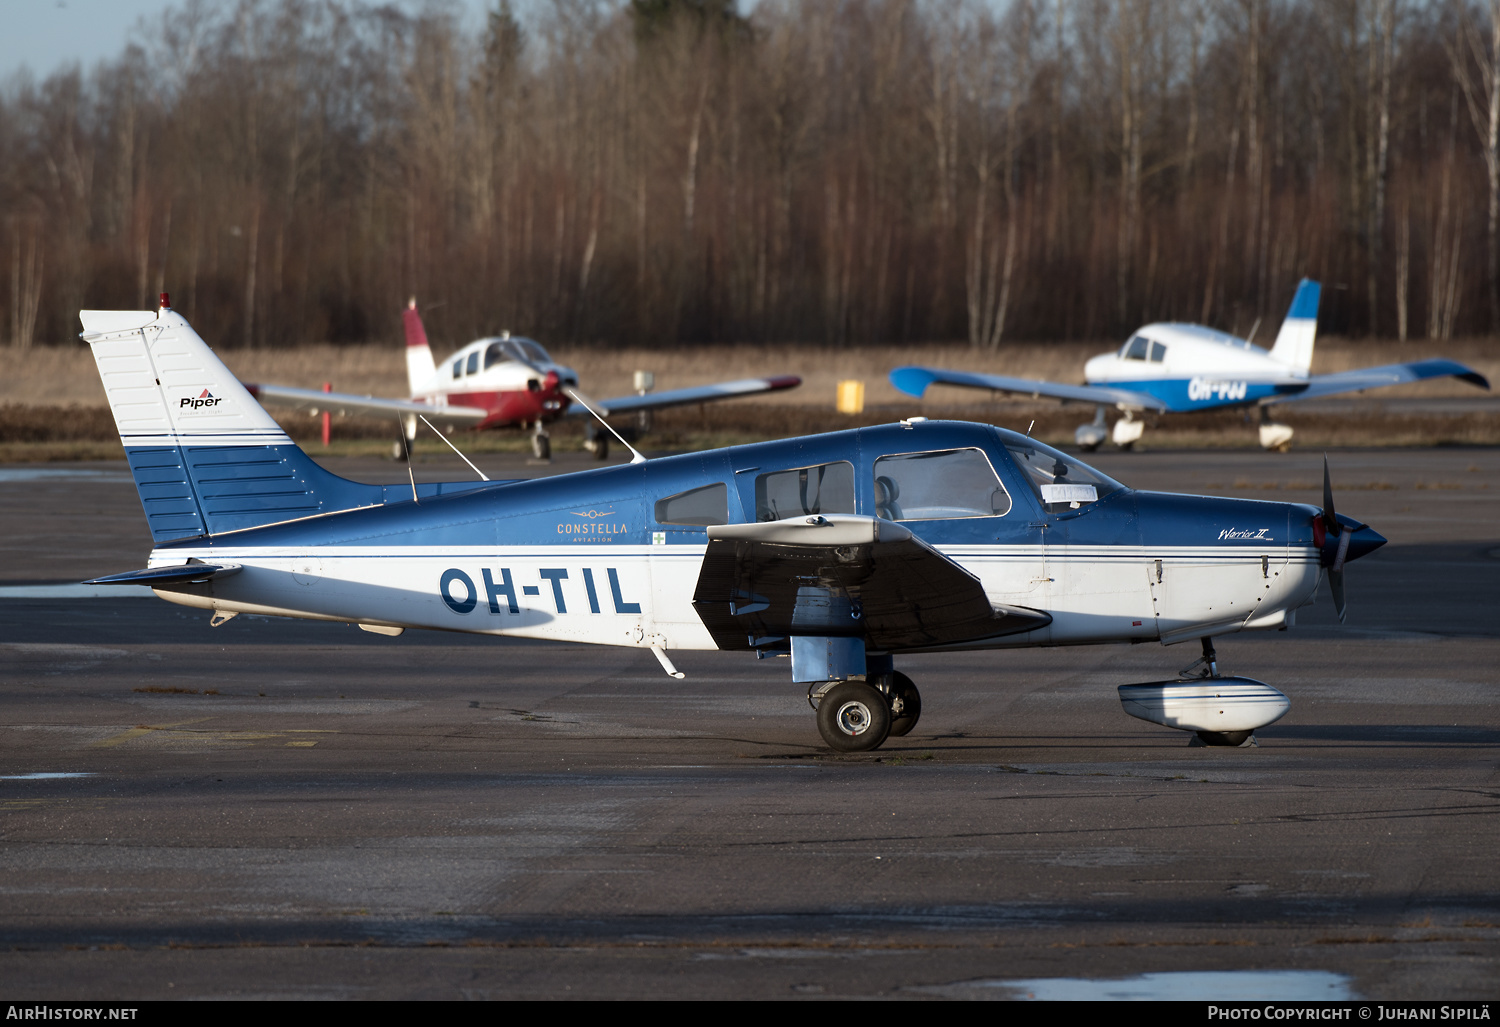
[891,280,1489,451]
[79,300,1388,751]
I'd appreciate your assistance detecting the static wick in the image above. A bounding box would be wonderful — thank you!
[1026,419,1035,437]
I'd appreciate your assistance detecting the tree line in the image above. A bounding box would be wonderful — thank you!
[2,0,1498,351]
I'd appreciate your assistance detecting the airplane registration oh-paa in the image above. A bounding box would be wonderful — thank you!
[80,301,1386,751]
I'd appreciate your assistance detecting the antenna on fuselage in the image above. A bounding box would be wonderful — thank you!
[564,386,646,464]
[419,414,489,482]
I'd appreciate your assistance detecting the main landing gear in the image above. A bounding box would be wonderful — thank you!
[582,422,610,460]
[391,414,418,462]
[809,667,922,752]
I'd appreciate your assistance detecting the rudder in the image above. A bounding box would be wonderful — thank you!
[403,298,437,396]
[81,297,387,542]
[1268,278,1320,375]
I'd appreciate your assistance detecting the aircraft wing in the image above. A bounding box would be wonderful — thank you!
[691,514,1051,652]
[1262,359,1490,405]
[245,383,490,424]
[573,375,802,417]
[889,366,1170,412]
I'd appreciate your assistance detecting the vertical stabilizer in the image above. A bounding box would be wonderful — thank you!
[1268,278,1320,375]
[403,298,438,396]
[80,297,385,542]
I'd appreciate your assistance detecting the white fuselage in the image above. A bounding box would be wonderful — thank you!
[1084,323,1304,388]
[414,335,578,414]
[146,537,1322,653]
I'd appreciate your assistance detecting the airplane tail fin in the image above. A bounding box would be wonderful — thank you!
[1268,278,1320,375]
[80,295,389,544]
[403,298,437,396]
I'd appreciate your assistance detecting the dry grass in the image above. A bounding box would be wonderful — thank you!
[2,398,1496,462]
[6,335,1496,409]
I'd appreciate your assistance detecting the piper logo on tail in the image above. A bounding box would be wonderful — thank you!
[180,389,224,410]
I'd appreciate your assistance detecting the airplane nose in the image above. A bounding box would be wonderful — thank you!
[1342,523,1386,563]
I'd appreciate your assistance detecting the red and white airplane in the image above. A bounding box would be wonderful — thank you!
[247,301,801,459]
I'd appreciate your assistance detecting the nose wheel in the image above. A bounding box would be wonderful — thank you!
[530,422,552,461]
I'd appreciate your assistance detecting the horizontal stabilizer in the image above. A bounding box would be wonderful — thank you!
[1264,359,1490,405]
[580,375,802,417]
[245,383,489,424]
[889,366,1170,412]
[83,562,242,586]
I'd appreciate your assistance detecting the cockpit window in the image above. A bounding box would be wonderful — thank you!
[465,351,480,375]
[1005,440,1125,512]
[1149,340,1167,363]
[1122,335,1150,360]
[755,462,855,522]
[655,482,728,526]
[452,359,463,380]
[873,448,1011,520]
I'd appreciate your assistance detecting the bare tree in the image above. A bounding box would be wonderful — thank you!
[1452,0,1500,331]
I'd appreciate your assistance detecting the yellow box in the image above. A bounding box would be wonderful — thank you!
[836,379,865,414]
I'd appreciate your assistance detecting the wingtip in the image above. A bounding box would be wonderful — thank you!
[888,366,934,398]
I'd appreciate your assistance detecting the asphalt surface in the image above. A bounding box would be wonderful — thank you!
[0,445,1497,1000]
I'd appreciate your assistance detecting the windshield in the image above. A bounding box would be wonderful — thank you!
[1004,440,1125,513]
[516,339,550,363]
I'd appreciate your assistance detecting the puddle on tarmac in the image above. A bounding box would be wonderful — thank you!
[916,970,1353,1001]
[0,773,96,780]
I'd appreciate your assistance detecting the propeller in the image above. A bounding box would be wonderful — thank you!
[510,350,611,418]
[500,341,639,460]
[1319,455,1360,624]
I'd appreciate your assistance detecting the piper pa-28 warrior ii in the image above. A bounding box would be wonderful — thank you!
[892,279,1489,452]
[246,299,801,460]
[81,300,1388,752]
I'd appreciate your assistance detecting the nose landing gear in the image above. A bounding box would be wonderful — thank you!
[530,421,552,461]
[1117,636,1290,747]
